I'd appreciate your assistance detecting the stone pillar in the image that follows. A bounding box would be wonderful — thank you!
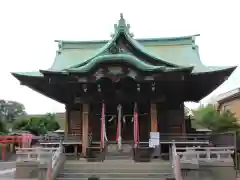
[82,104,89,156]
[64,105,69,137]
[150,103,158,132]
[15,161,39,179]
[38,162,49,180]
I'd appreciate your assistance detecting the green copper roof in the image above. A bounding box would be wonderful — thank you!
[12,13,237,78]
[67,54,164,72]
[12,71,43,77]
[55,34,198,46]
[67,54,193,73]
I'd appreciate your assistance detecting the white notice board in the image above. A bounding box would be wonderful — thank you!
[149,132,160,147]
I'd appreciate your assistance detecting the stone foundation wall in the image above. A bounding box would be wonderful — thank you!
[182,165,236,180]
[15,161,40,179]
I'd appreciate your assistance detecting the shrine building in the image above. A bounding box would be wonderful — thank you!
[12,14,236,157]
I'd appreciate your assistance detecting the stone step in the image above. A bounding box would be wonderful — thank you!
[59,160,173,180]
[64,163,171,169]
[107,152,132,155]
[63,168,172,173]
[106,154,131,157]
[65,159,171,164]
[106,155,132,160]
[57,177,168,180]
[64,162,172,168]
[58,172,172,178]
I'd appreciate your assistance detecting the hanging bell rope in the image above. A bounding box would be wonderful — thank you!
[116,104,122,150]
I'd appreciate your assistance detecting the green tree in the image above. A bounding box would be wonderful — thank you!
[0,120,8,134]
[13,113,60,135]
[0,100,26,122]
[12,118,29,130]
[192,104,240,132]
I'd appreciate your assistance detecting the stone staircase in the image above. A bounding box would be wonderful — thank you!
[56,159,173,180]
[106,143,133,160]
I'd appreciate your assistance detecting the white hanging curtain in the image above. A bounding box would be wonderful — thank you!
[116,104,122,150]
[104,117,108,142]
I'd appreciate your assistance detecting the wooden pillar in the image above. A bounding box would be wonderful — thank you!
[151,103,158,132]
[64,106,69,137]
[82,104,89,156]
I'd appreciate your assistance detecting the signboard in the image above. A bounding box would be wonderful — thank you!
[149,132,160,148]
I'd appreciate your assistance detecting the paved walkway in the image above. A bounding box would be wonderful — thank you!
[0,161,15,170]
[0,162,15,179]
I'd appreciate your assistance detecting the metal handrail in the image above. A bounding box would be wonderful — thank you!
[171,142,183,180]
[46,142,63,180]
[52,144,63,168]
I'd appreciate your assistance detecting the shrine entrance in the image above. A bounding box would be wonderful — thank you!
[122,103,134,142]
[104,102,150,159]
[105,103,134,142]
[105,102,150,143]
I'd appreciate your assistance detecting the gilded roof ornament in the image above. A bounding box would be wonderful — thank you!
[111,13,134,38]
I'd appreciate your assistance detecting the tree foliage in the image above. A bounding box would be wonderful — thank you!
[0,100,26,122]
[192,104,240,132]
[13,113,60,135]
[0,120,8,134]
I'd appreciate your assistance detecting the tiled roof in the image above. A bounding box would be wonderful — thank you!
[215,88,240,103]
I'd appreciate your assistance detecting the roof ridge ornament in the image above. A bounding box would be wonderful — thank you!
[56,41,63,55]
[111,13,134,38]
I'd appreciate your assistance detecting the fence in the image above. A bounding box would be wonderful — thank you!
[176,146,234,164]
[38,134,81,144]
[158,132,236,145]
[16,147,58,161]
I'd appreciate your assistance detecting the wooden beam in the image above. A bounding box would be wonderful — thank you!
[150,103,158,132]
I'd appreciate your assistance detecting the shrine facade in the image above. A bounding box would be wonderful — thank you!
[12,14,236,158]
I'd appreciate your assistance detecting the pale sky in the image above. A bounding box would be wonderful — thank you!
[0,0,239,114]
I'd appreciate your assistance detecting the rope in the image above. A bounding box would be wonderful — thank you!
[117,104,122,150]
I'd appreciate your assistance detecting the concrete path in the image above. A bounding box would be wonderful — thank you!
[0,162,15,179]
[0,161,16,170]
[0,168,15,174]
